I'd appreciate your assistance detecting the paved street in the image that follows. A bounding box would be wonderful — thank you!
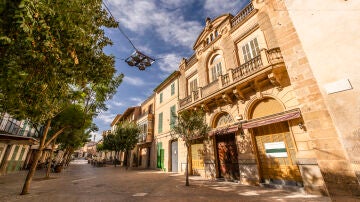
[0,159,332,202]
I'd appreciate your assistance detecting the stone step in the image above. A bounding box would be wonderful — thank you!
[260,182,305,193]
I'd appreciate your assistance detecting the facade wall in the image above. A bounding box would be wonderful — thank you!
[283,0,360,186]
[154,75,187,173]
[251,0,360,197]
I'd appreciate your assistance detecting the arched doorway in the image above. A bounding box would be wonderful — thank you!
[249,98,302,185]
[213,112,239,181]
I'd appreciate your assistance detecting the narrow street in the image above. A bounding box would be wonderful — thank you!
[0,159,331,202]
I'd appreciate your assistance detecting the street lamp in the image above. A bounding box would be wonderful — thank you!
[125,50,155,71]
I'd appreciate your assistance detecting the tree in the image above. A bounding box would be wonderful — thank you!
[0,0,122,194]
[171,109,210,186]
[113,121,140,168]
[103,133,119,167]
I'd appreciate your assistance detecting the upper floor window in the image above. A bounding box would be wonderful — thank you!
[242,38,260,62]
[215,30,218,37]
[210,33,214,41]
[206,38,210,44]
[171,82,175,96]
[210,55,223,82]
[159,92,163,103]
[188,78,198,95]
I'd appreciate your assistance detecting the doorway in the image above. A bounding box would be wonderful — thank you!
[171,140,178,172]
[215,133,239,180]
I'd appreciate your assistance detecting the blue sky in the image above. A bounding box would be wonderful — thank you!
[92,0,250,141]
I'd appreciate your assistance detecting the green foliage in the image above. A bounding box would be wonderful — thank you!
[0,0,122,124]
[53,104,92,150]
[171,109,210,147]
[113,121,140,152]
[96,142,104,152]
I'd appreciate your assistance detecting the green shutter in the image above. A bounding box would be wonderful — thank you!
[160,93,163,103]
[170,105,176,129]
[158,113,163,133]
[171,83,175,95]
[160,149,164,169]
[157,142,162,168]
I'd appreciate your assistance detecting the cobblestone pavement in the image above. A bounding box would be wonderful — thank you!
[0,159,334,202]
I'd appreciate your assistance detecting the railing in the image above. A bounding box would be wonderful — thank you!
[202,79,219,98]
[231,3,254,27]
[0,117,21,136]
[221,73,230,87]
[186,53,198,68]
[232,55,263,82]
[267,47,283,64]
[179,95,192,107]
[193,90,200,101]
[179,47,284,109]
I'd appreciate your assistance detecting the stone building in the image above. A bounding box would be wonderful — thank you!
[153,71,187,172]
[136,95,155,169]
[177,0,359,198]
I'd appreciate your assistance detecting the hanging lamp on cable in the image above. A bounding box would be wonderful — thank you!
[103,1,156,71]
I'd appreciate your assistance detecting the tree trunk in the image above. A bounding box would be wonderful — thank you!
[185,146,190,186]
[21,119,51,195]
[65,149,73,167]
[45,141,56,178]
[0,144,13,175]
[114,151,117,167]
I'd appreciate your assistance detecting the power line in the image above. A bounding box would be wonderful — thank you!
[102,1,138,51]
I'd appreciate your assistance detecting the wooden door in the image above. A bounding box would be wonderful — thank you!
[253,122,302,182]
[216,134,239,180]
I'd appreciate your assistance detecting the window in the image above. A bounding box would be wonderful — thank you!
[171,82,175,95]
[170,105,176,129]
[210,33,214,41]
[210,55,223,82]
[160,92,163,103]
[242,38,260,62]
[158,112,163,133]
[215,30,218,37]
[206,38,210,44]
[188,78,198,95]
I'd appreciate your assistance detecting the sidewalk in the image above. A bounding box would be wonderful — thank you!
[0,161,335,202]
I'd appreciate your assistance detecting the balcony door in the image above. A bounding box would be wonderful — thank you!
[242,38,260,62]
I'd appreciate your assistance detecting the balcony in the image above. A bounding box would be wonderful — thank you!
[0,117,21,136]
[137,113,154,144]
[179,47,284,108]
[231,3,255,28]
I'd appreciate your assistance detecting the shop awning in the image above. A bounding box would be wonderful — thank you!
[0,134,38,145]
[241,108,301,129]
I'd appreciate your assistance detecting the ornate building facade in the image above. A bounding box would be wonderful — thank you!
[177,0,359,197]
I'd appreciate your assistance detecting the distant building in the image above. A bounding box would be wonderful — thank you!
[0,113,38,175]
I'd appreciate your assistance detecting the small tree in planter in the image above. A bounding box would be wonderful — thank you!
[171,109,210,186]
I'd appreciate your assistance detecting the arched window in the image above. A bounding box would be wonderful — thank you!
[210,33,214,41]
[206,38,210,44]
[214,112,233,128]
[215,30,218,37]
[209,54,223,82]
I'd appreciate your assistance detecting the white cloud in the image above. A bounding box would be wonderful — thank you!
[204,0,249,17]
[123,76,146,86]
[106,0,202,48]
[159,0,195,8]
[96,111,116,125]
[157,53,182,73]
[112,101,125,107]
[130,97,143,106]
